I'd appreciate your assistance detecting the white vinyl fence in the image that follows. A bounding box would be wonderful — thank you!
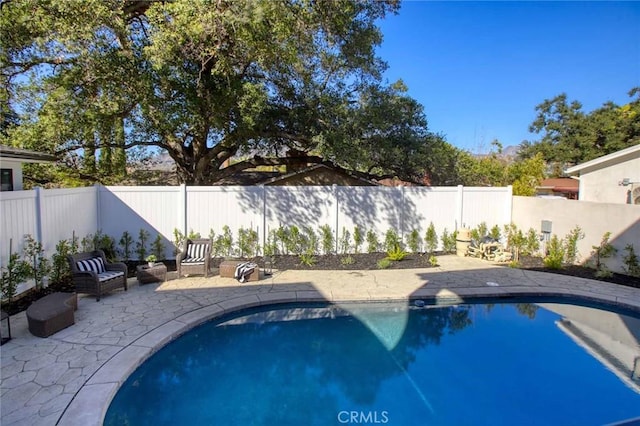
[2,184,512,295]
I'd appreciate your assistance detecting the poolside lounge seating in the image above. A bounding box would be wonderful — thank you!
[68,250,128,301]
[177,238,212,278]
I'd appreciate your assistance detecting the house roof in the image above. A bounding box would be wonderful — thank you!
[536,178,579,192]
[565,144,640,175]
[0,145,57,163]
[260,163,379,186]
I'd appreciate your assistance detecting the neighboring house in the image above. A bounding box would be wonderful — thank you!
[0,145,57,191]
[565,144,640,204]
[535,178,579,199]
[214,162,382,187]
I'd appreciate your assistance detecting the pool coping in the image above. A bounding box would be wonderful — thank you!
[59,283,640,426]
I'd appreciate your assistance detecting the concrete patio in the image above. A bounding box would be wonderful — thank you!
[2,255,640,426]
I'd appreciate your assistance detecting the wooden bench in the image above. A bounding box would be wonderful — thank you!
[219,260,261,282]
[26,292,78,338]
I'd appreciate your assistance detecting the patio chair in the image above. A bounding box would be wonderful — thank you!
[177,238,212,278]
[67,250,128,301]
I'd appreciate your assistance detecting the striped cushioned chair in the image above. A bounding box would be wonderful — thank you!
[177,238,212,278]
[67,250,128,301]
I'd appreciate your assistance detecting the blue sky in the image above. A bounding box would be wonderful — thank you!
[376,1,640,153]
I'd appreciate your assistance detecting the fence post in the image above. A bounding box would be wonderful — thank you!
[506,185,513,224]
[34,186,43,244]
[178,184,187,238]
[334,184,339,254]
[94,184,101,232]
[456,185,464,229]
[262,185,267,252]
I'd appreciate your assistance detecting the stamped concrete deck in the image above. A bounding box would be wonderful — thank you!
[2,255,640,425]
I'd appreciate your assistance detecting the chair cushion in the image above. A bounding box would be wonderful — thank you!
[186,243,207,259]
[77,257,105,274]
[97,271,125,282]
[181,257,205,264]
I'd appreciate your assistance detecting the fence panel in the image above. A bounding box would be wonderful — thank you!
[187,186,263,245]
[0,190,37,267]
[461,187,512,230]
[99,186,180,259]
[41,187,98,256]
[403,187,460,250]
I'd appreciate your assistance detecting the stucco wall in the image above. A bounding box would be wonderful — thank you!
[579,156,640,204]
[512,196,640,274]
[0,159,24,191]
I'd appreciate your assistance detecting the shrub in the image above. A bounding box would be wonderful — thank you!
[23,235,50,290]
[543,235,564,269]
[524,228,540,257]
[366,230,379,253]
[263,229,278,257]
[0,250,29,305]
[489,225,501,241]
[384,229,400,253]
[151,234,166,260]
[319,224,334,255]
[425,222,438,255]
[564,226,585,265]
[275,225,289,254]
[428,255,438,267]
[135,229,151,261]
[220,225,234,257]
[119,231,134,261]
[386,244,408,261]
[341,255,355,266]
[302,226,318,256]
[377,258,392,269]
[353,226,364,254]
[238,227,260,258]
[339,227,351,255]
[299,252,316,266]
[622,244,640,277]
[440,228,456,254]
[590,232,617,277]
[407,229,421,254]
[287,226,303,255]
[51,239,74,285]
[173,228,185,256]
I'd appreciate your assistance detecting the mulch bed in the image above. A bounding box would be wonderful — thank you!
[3,254,638,316]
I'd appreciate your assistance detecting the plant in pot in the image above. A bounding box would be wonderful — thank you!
[145,254,157,268]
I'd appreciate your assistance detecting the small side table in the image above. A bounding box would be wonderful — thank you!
[136,263,168,284]
[1,309,11,345]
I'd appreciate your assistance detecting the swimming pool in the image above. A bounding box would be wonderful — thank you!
[105,301,640,425]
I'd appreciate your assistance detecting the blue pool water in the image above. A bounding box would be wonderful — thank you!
[105,301,640,425]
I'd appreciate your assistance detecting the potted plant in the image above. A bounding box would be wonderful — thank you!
[145,254,157,268]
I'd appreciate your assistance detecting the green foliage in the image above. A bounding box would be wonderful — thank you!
[302,226,318,256]
[135,229,151,261]
[366,230,379,253]
[275,225,290,255]
[173,228,185,256]
[23,235,50,290]
[524,228,540,257]
[353,226,364,254]
[319,225,334,255]
[428,255,438,267]
[187,229,201,239]
[145,254,157,263]
[263,230,278,257]
[298,252,317,267]
[386,244,408,261]
[407,229,421,254]
[119,231,134,261]
[424,222,438,255]
[563,226,585,265]
[383,229,401,253]
[341,255,355,266]
[520,90,640,176]
[82,230,116,261]
[151,234,166,260]
[441,229,457,254]
[377,258,392,269]
[504,223,526,261]
[622,244,640,277]
[339,228,351,255]
[50,239,74,286]
[590,232,617,276]
[543,235,565,270]
[238,227,259,258]
[286,226,304,256]
[489,225,501,241]
[219,226,234,258]
[1,251,30,304]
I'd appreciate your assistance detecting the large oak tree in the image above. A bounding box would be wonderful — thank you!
[2,0,457,186]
